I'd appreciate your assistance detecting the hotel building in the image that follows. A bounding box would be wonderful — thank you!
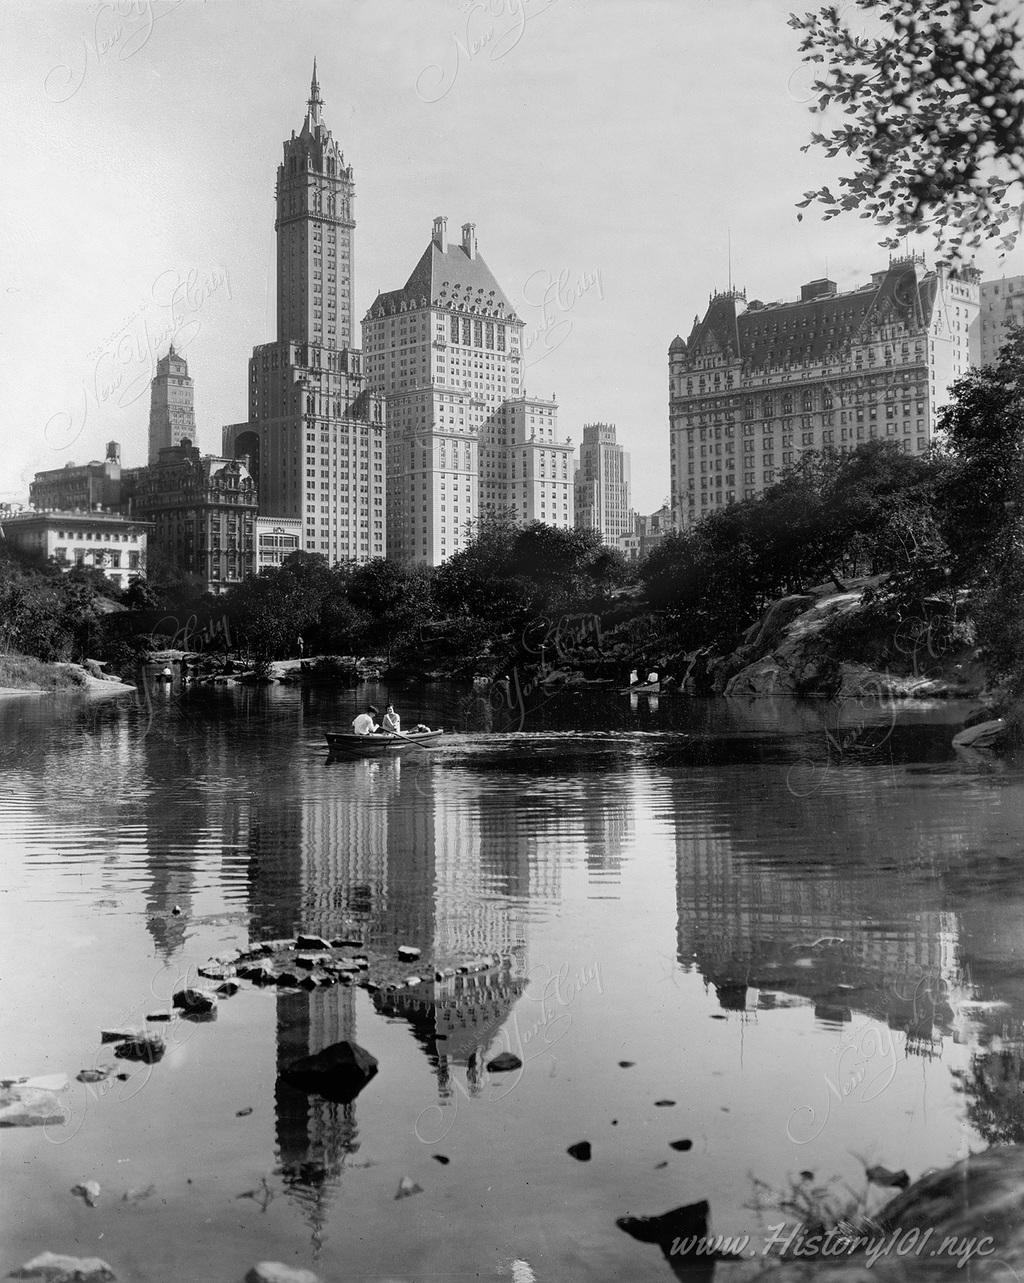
[223,64,386,563]
[363,217,574,565]
[979,275,1024,367]
[669,255,980,529]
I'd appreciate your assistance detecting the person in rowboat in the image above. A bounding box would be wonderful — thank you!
[352,705,380,736]
[381,704,402,734]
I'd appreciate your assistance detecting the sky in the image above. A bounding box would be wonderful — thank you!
[2,0,1023,515]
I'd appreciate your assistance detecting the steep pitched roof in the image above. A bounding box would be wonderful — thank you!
[368,241,516,319]
[734,263,939,369]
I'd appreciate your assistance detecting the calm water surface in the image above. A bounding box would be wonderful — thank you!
[1,681,1023,1281]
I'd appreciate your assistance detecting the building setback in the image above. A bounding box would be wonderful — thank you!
[30,442,122,513]
[363,216,573,566]
[123,441,256,593]
[149,345,197,463]
[1,509,148,591]
[979,275,1024,367]
[223,64,386,564]
[669,255,979,529]
[574,422,630,545]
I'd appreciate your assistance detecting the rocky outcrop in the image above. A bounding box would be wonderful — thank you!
[719,586,977,700]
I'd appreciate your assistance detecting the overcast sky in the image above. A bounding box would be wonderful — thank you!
[2,0,1022,515]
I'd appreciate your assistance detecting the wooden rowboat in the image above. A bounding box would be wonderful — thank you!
[325,729,445,754]
[619,681,660,694]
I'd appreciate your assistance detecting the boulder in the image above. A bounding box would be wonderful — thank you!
[395,1176,423,1200]
[75,1068,113,1084]
[398,945,421,962]
[953,718,1008,750]
[486,1052,522,1073]
[113,1034,165,1063]
[245,1265,321,1283]
[567,1141,591,1162]
[295,934,332,951]
[9,1253,115,1281]
[100,1027,144,1043]
[71,1180,101,1207]
[198,964,235,981]
[281,1040,378,1103]
[215,981,240,997]
[330,938,364,949]
[0,1083,67,1128]
[171,988,217,1014]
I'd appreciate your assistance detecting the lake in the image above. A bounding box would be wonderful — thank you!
[1,679,1022,1281]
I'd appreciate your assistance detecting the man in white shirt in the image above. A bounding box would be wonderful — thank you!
[352,705,380,736]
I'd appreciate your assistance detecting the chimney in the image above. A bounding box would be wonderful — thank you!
[433,216,448,252]
[461,222,477,259]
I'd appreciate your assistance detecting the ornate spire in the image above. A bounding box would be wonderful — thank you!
[308,58,323,125]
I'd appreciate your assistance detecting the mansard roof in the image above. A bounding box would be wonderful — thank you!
[368,241,517,321]
[680,260,944,370]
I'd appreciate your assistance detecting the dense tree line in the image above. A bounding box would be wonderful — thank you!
[4,333,1024,700]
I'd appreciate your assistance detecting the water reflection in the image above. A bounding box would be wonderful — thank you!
[6,686,1024,1277]
[274,986,360,1238]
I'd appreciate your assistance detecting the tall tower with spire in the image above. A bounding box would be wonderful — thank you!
[149,344,197,462]
[275,60,356,350]
[222,64,386,563]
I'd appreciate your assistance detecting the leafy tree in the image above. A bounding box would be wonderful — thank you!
[790,0,1024,256]
[934,328,1024,577]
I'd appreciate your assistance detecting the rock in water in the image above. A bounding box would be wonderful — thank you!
[9,1252,116,1281]
[395,1176,423,1199]
[567,1141,591,1162]
[245,1265,321,1283]
[280,1040,378,1104]
[397,945,421,961]
[669,1139,693,1152]
[0,1084,67,1129]
[866,1164,911,1190]
[71,1180,101,1207]
[172,988,217,1014]
[486,1052,522,1073]
[295,933,332,951]
[113,1034,165,1063]
[75,1068,112,1084]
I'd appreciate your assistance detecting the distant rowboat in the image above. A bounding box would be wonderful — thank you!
[325,729,445,754]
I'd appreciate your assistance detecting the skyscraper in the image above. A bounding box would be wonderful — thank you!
[223,64,386,563]
[149,344,196,462]
[363,217,574,565]
[668,256,979,530]
[574,422,630,545]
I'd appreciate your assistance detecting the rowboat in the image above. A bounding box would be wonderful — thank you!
[325,729,445,754]
[619,681,660,694]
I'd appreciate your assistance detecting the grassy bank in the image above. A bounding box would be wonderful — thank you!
[0,654,87,691]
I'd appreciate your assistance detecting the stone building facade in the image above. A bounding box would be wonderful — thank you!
[123,441,256,593]
[223,64,386,564]
[669,256,980,529]
[30,442,122,513]
[979,275,1024,367]
[363,216,573,565]
[574,422,630,545]
[149,345,197,463]
[1,509,148,591]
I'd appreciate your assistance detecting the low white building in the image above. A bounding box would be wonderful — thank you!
[1,509,149,591]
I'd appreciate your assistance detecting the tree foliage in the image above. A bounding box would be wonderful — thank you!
[790,0,1024,256]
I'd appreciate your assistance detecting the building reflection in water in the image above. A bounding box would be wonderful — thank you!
[274,985,360,1243]
[244,749,562,1217]
[672,770,969,1042]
